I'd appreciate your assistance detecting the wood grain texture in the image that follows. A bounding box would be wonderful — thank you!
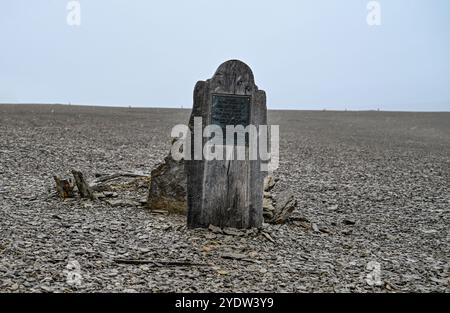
[186,60,266,229]
[71,169,94,200]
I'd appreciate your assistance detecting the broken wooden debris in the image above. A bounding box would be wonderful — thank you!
[149,209,169,215]
[71,169,95,200]
[53,176,75,199]
[114,259,208,267]
[261,231,275,243]
[294,220,312,230]
[269,190,298,224]
[105,199,140,208]
[91,172,149,184]
[54,170,150,208]
[220,253,257,263]
[90,172,150,192]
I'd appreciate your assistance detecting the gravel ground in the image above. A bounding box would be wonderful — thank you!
[0,104,449,293]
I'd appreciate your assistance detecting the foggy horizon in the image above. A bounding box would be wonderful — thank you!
[1,1,450,112]
[2,101,450,113]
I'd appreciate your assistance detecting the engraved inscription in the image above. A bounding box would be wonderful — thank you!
[211,94,251,129]
[211,94,251,145]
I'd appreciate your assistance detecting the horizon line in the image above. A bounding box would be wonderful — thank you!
[1,102,449,113]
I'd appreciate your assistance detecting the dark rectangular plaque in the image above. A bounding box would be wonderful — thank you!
[211,94,251,145]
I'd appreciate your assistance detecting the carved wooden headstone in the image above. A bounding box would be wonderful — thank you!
[186,60,267,229]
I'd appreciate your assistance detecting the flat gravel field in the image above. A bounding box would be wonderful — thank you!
[0,104,449,292]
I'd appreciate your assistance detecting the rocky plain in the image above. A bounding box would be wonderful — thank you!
[0,103,449,293]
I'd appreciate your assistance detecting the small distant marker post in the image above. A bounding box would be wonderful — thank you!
[366,1,381,27]
[66,1,81,27]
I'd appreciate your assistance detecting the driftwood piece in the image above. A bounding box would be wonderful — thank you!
[92,172,149,184]
[114,259,208,267]
[53,176,74,198]
[71,169,95,199]
[90,172,150,192]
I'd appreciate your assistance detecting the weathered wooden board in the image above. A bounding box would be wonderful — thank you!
[186,60,267,229]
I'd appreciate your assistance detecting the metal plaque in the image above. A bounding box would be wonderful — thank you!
[211,94,251,145]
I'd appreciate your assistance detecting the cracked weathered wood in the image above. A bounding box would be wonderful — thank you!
[53,176,75,199]
[269,190,297,224]
[71,169,95,200]
[147,155,187,214]
[92,172,149,184]
[186,60,267,229]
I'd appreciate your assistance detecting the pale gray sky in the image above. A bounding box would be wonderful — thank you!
[1,0,450,111]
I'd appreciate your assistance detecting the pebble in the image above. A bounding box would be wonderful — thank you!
[0,105,447,293]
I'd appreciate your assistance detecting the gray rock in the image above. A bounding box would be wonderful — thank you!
[105,199,139,207]
[147,155,187,214]
[268,190,297,224]
[223,228,245,236]
[263,176,277,192]
[208,224,223,234]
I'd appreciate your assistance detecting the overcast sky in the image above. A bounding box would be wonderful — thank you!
[1,0,450,111]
